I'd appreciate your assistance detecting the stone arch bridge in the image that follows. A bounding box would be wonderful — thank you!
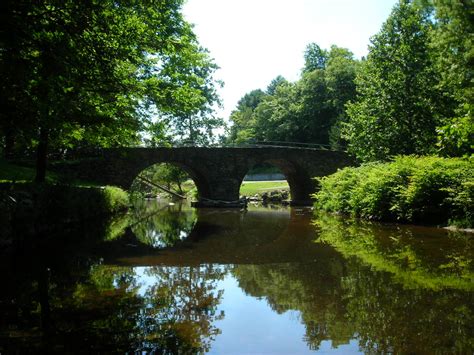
[62,147,353,206]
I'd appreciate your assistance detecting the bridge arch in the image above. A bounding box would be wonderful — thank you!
[240,158,314,204]
[131,161,212,200]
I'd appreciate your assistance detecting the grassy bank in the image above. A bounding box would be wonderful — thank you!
[0,159,58,183]
[314,156,473,227]
[240,180,289,196]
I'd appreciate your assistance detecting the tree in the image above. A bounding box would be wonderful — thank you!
[297,46,358,147]
[253,82,301,141]
[296,69,333,143]
[228,89,267,143]
[344,0,449,161]
[266,75,288,95]
[325,46,358,148]
[228,45,357,146]
[151,163,190,195]
[0,0,220,180]
[431,0,473,107]
[302,43,328,73]
[165,112,224,146]
[431,0,474,157]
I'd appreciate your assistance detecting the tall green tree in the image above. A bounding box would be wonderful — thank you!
[253,81,300,141]
[228,89,267,143]
[0,0,220,180]
[431,0,474,156]
[344,0,448,161]
[296,69,333,143]
[323,47,359,148]
[431,0,473,106]
[294,46,358,146]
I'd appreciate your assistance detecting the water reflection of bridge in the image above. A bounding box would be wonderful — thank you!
[106,206,337,266]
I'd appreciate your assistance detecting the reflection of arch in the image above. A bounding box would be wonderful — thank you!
[119,205,330,265]
[133,161,211,199]
[240,158,314,204]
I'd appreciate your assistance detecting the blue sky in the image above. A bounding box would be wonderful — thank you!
[183,0,398,120]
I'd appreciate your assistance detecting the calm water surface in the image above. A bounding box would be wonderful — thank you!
[0,200,473,353]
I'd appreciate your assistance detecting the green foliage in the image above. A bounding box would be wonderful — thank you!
[314,156,474,226]
[344,1,448,161]
[431,0,474,108]
[227,89,267,143]
[266,75,288,95]
[302,43,328,73]
[228,45,357,146]
[425,0,474,158]
[134,163,193,196]
[102,186,130,214]
[436,112,474,157]
[0,0,221,178]
[253,81,300,141]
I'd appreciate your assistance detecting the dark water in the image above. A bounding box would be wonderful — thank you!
[0,200,473,353]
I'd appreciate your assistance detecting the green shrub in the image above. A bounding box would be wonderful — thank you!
[314,156,473,227]
[102,186,130,213]
[314,166,361,214]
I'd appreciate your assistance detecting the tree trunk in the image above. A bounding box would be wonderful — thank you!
[188,116,195,144]
[35,127,49,182]
[3,124,15,159]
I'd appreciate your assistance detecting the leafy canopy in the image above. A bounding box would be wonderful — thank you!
[0,0,221,177]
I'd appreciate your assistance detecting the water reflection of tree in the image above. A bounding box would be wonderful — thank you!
[0,259,227,353]
[232,261,354,351]
[68,263,227,353]
[232,214,474,353]
[342,260,474,354]
[314,213,474,353]
[141,265,227,352]
[315,213,474,291]
[130,202,197,247]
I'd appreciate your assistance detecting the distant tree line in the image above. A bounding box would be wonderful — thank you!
[227,44,358,149]
[227,0,473,162]
[0,0,222,181]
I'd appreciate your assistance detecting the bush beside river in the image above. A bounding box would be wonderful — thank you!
[314,156,473,228]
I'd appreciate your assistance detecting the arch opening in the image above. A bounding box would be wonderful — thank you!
[130,162,210,201]
[239,161,291,204]
[240,159,315,206]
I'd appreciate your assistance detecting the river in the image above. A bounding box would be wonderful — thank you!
[0,200,473,353]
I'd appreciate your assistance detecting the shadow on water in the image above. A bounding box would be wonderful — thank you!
[0,200,473,353]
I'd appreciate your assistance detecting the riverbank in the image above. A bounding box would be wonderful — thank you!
[313,155,473,228]
[0,160,130,242]
[1,183,130,240]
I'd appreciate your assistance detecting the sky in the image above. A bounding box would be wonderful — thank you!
[183,0,398,120]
